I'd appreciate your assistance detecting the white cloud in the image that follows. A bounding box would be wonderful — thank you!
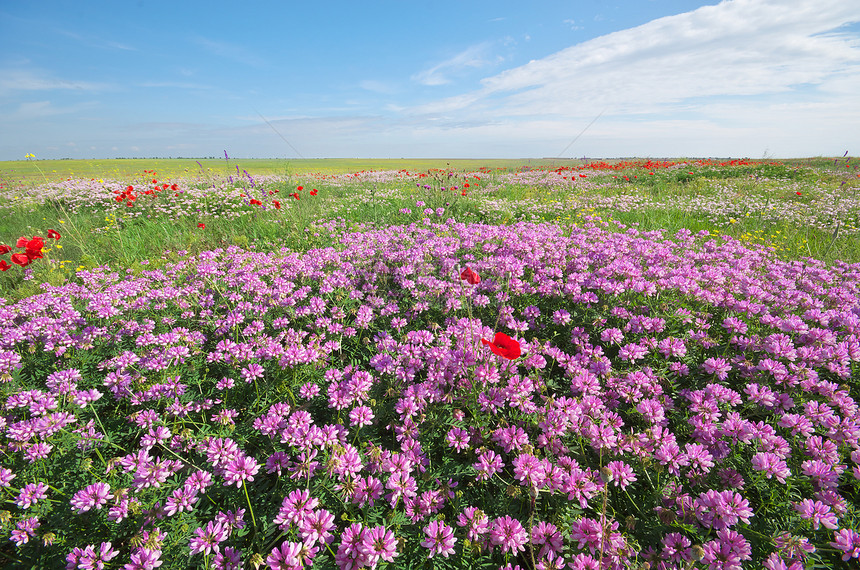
[191,36,266,67]
[0,69,110,94]
[359,80,396,94]
[412,43,500,86]
[417,0,860,119]
[4,99,98,121]
[138,81,213,90]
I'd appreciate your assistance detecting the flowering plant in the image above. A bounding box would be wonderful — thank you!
[0,161,858,569]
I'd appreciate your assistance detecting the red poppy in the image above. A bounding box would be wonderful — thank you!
[0,244,10,255]
[460,266,480,285]
[25,240,44,261]
[796,191,802,196]
[481,332,521,360]
[0,260,9,271]
[310,189,318,196]
[197,223,205,229]
[11,253,31,267]
[273,200,281,209]
[47,229,61,240]
[17,236,43,258]
[297,186,304,191]
[290,193,300,200]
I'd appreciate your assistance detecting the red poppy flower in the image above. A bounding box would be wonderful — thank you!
[25,241,44,261]
[0,260,9,271]
[460,266,480,285]
[290,193,300,200]
[297,186,304,191]
[796,191,802,196]
[0,244,10,255]
[310,189,318,196]
[11,253,31,267]
[273,200,281,209]
[47,229,61,240]
[17,236,43,256]
[481,332,521,360]
[198,223,205,229]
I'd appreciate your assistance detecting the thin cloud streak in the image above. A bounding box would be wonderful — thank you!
[412,42,499,86]
[191,36,267,68]
[0,69,112,94]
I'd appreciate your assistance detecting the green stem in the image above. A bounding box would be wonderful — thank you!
[242,479,259,546]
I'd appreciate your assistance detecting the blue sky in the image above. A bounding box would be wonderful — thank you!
[1,0,858,160]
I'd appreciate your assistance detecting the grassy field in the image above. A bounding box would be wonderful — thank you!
[0,156,859,569]
[1,156,858,302]
[1,157,595,185]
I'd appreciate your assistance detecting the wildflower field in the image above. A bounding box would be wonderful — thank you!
[0,155,859,569]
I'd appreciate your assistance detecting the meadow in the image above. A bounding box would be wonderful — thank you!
[0,155,858,569]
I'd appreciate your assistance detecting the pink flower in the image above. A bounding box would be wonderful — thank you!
[359,526,399,566]
[265,541,302,570]
[701,529,751,569]
[457,506,490,542]
[298,509,335,545]
[421,520,456,558]
[446,427,471,452]
[70,482,113,513]
[348,405,374,428]
[489,515,528,555]
[751,452,791,484]
[830,528,860,562]
[604,461,637,489]
[274,489,320,529]
[702,357,732,380]
[16,482,49,509]
[188,520,228,556]
[794,499,838,530]
[222,455,260,487]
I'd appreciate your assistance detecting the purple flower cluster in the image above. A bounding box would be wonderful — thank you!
[0,216,858,567]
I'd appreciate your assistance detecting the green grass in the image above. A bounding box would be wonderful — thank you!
[1,157,858,302]
[0,157,589,185]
